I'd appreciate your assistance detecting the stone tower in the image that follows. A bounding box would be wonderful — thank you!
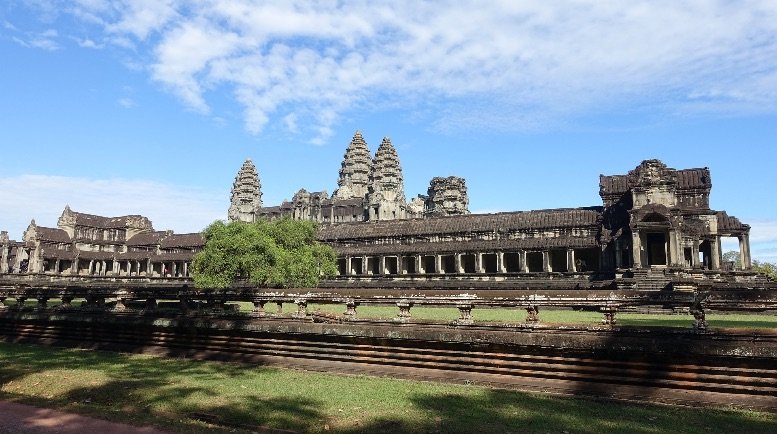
[228,159,263,223]
[333,131,372,200]
[366,137,407,221]
[424,176,470,217]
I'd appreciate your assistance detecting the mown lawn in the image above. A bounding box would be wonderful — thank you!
[0,342,775,433]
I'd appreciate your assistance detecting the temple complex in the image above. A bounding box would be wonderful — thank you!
[0,133,757,286]
[251,131,470,223]
[0,206,203,277]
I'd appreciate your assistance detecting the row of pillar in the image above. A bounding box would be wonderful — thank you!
[32,258,191,277]
[341,249,582,276]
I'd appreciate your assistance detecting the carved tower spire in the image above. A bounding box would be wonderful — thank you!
[424,176,470,217]
[366,137,407,220]
[228,159,263,223]
[333,131,372,200]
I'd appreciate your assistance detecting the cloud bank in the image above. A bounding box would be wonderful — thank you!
[19,0,773,142]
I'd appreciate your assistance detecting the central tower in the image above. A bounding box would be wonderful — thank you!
[332,131,372,200]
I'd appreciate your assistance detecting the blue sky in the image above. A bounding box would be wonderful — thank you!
[1,1,776,262]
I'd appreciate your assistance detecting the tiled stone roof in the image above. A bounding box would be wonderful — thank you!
[319,208,603,240]
[333,236,598,255]
[127,231,167,246]
[36,227,71,243]
[160,233,204,248]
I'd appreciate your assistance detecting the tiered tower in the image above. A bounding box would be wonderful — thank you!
[366,137,407,220]
[332,131,372,200]
[424,176,470,217]
[228,159,263,223]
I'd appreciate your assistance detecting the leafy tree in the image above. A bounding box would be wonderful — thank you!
[722,250,777,280]
[192,218,337,289]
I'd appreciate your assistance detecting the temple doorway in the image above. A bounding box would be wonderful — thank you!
[645,232,668,266]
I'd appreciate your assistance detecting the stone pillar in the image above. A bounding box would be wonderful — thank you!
[101,260,107,276]
[253,300,266,316]
[346,256,353,276]
[519,250,528,273]
[691,243,700,268]
[379,256,386,275]
[614,239,623,269]
[183,262,189,277]
[435,255,443,274]
[710,236,721,270]
[455,253,463,274]
[542,251,551,272]
[739,233,752,270]
[361,256,368,275]
[71,258,78,275]
[172,262,178,277]
[54,259,60,275]
[416,255,425,274]
[567,249,576,272]
[668,230,679,267]
[88,260,94,275]
[0,240,8,273]
[476,253,484,273]
[497,252,506,273]
[631,230,642,269]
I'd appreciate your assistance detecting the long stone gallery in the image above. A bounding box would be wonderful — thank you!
[0,131,757,286]
[1,132,776,412]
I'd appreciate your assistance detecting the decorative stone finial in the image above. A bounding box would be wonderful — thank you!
[228,159,263,223]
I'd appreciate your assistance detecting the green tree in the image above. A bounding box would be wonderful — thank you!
[722,250,777,280]
[192,218,338,289]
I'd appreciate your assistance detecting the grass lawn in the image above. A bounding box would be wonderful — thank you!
[0,341,775,433]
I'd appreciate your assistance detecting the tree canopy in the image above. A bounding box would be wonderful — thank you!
[722,251,777,281]
[191,218,338,289]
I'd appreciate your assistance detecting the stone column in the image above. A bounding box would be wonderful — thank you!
[71,258,79,275]
[567,249,576,272]
[497,252,506,273]
[631,230,642,269]
[614,239,623,269]
[183,262,189,277]
[542,251,551,272]
[476,253,484,273]
[346,256,353,276]
[101,260,107,276]
[455,253,463,274]
[145,259,151,276]
[54,259,60,275]
[379,256,386,275]
[519,250,528,273]
[710,237,721,270]
[668,230,679,267]
[88,260,94,275]
[740,233,752,270]
[416,255,425,274]
[691,243,700,268]
[361,256,368,275]
[435,255,443,274]
[0,241,8,273]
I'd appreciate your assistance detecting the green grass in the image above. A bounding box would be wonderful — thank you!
[0,341,774,433]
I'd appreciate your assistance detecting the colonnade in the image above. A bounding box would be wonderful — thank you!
[339,248,595,276]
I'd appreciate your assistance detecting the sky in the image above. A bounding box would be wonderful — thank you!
[1,1,776,262]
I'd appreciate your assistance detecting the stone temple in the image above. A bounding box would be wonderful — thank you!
[1,133,756,287]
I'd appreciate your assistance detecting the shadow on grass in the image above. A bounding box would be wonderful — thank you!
[0,342,327,433]
[336,388,776,434]
[1,342,776,434]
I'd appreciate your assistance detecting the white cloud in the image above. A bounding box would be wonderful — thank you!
[34,1,777,140]
[117,97,136,108]
[0,175,226,240]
